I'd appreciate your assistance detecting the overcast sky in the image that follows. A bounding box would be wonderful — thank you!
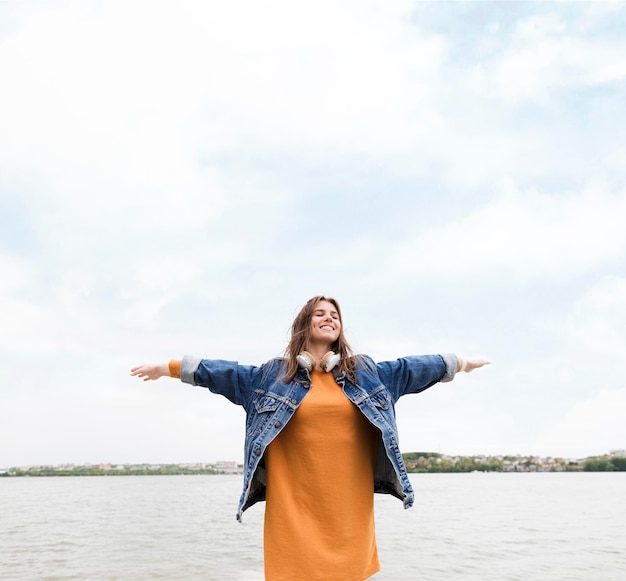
[1,1,625,468]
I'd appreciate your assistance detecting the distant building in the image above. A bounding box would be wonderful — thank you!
[215,461,240,474]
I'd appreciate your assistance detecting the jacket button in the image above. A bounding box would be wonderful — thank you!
[291,399,297,404]
[274,421,281,428]
[255,449,261,456]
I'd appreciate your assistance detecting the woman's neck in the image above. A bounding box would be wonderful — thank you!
[305,343,333,361]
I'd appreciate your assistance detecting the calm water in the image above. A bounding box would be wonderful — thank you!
[1,473,624,580]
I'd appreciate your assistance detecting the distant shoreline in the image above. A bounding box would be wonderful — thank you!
[2,451,625,476]
[401,451,626,473]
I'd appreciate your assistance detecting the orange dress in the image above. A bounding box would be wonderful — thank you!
[263,369,380,581]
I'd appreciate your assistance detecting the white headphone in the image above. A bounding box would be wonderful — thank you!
[296,351,341,373]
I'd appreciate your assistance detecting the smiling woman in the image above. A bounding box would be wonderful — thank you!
[309,300,341,345]
[282,296,354,384]
[130,295,489,581]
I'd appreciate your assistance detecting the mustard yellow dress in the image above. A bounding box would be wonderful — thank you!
[263,369,380,580]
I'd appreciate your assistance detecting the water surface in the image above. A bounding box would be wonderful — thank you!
[1,473,624,580]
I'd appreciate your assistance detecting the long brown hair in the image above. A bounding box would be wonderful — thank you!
[282,296,357,382]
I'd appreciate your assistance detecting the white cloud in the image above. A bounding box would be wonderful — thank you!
[0,0,447,167]
[0,252,33,293]
[534,389,626,458]
[376,185,626,287]
[604,147,626,174]
[2,0,622,212]
[534,275,626,364]
[467,10,626,103]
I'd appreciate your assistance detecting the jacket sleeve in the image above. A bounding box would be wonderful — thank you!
[375,354,458,401]
[180,356,263,408]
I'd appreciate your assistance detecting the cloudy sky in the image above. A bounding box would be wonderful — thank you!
[1,1,625,468]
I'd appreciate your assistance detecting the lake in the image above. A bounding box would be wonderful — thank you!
[1,472,624,580]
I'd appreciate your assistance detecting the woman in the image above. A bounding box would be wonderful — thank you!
[131,296,489,580]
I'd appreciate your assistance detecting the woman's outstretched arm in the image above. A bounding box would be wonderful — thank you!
[131,358,255,408]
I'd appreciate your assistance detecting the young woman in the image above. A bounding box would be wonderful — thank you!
[131,296,489,580]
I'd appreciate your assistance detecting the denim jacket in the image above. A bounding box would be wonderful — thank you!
[180,353,458,521]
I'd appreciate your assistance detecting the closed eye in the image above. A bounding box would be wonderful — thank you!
[314,310,339,317]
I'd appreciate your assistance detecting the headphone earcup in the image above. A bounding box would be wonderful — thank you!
[296,351,315,371]
[297,351,341,372]
[321,351,341,372]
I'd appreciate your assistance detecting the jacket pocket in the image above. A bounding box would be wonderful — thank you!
[369,386,392,410]
[253,394,281,414]
[247,392,282,437]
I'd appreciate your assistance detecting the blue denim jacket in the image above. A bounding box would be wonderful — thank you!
[180,353,458,521]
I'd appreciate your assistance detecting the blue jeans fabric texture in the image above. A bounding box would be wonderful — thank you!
[180,353,458,521]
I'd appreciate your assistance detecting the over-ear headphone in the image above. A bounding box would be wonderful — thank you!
[296,351,341,373]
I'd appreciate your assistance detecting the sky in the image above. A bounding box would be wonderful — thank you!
[1,0,625,468]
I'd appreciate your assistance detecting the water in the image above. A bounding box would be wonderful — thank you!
[1,473,624,580]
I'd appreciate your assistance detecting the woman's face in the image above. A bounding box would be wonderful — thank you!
[308,300,341,347]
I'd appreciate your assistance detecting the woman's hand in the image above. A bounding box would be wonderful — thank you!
[459,359,491,373]
[130,363,170,381]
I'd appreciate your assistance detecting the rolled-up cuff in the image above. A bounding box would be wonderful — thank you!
[440,353,459,382]
[181,355,202,385]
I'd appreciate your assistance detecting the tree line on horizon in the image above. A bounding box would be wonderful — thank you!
[3,452,625,477]
[401,452,626,473]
